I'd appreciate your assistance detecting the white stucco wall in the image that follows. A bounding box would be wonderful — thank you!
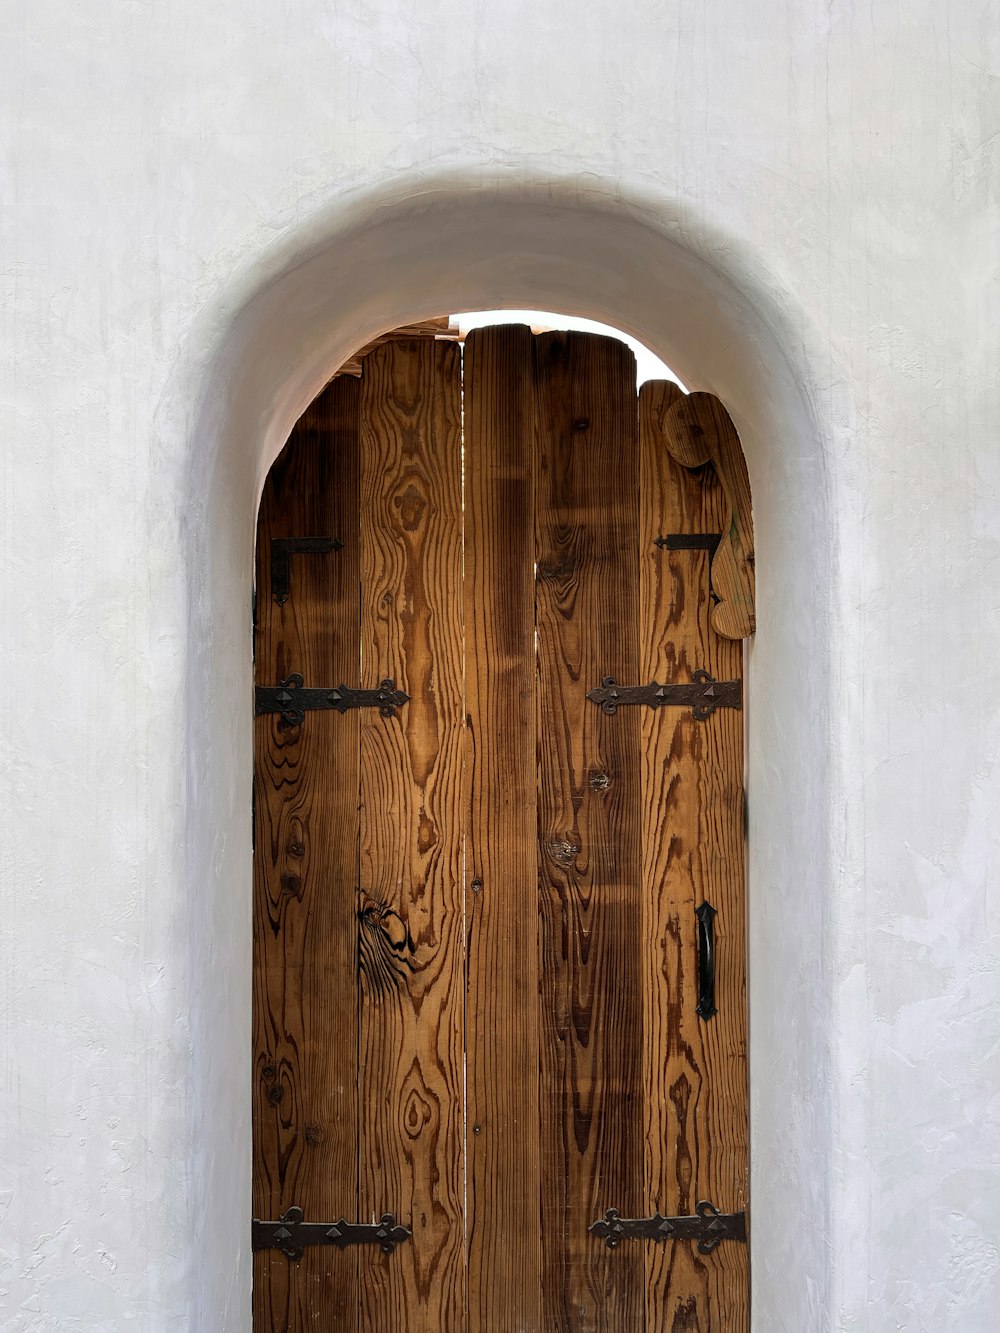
[2,4,998,1331]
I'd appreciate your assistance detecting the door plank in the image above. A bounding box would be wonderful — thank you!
[463,326,543,1331]
[357,340,467,1332]
[639,380,749,1331]
[253,345,750,1333]
[534,332,645,1332]
[252,378,361,1333]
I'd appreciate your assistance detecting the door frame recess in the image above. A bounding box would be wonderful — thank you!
[183,177,835,1332]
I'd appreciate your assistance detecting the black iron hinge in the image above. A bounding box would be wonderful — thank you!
[252,1206,411,1260]
[255,673,409,725]
[589,1201,746,1254]
[271,536,343,604]
[587,669,741,721]
[654,532,722,558]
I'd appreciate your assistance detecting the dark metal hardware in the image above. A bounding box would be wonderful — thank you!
[587,670,741,721]
[589,1201,746,1254]
[252,1206,411,1260]
[271,536,343,604]
[654,532,722,557]
[255,674,409,725]
[696,901,717,1020]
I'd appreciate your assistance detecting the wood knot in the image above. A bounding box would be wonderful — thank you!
[395,482,428,532]
[417,812,435,854]
[280,873,302,899]
[545,838,580,868]
[589,770,611,792]
[358,893,413,1000]
[402,1085,434,1140]
[536,555,573,581]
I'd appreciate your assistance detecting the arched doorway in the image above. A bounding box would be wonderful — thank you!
[250,321,754,1329]
[183,178,834,1332]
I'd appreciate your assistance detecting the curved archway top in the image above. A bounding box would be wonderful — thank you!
[181,170,837,1332]
[187,172,830,518]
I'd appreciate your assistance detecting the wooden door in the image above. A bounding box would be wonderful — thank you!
[252,328,749,1331]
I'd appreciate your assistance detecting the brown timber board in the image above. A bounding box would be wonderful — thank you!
[334,318,460,378]
[252,377,362,1332]
[463,326,543,1331]
[252,333,750,1333]
[357,339,467,1331]
[534,331,644,1331]
[639,380,749,1331]
[660,392,755,640]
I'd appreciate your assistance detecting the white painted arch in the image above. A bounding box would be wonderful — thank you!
[182,174,837,1330]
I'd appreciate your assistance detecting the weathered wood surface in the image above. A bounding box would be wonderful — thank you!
[252,333,750,1333]
[660,392,755,640]
[534,332,645,1331]
[334,317,459,378]
[253,377,362,1332]
[640,380,749,1331]
[463,326,544,1331]
[357,339,467,1332]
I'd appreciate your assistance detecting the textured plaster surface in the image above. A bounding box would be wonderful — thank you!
[1,3,999,1331]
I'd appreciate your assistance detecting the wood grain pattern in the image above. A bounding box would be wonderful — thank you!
[463,326,543,1332]
[335,317,459,378]
[252,335,750,1333]
[357,339,467,1332]
[660,393,755,641]
[534,332,645,1332]
[640,381,749,1332]
[253,377,361,1333]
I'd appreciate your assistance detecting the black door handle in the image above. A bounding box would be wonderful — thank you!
[695,902,717,1020]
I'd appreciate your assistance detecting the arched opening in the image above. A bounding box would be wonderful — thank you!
[181,177,834,1331]
[252,318,752,1328]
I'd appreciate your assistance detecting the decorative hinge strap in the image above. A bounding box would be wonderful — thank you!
[654,532,722,557]
[586,670,741,721]
[252,1206,412,1260]
[255,674,410,725]
[589,1201,746,1254]
[271,536,343,604]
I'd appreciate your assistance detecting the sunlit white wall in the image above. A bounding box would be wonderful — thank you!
[2,3,998,1331]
